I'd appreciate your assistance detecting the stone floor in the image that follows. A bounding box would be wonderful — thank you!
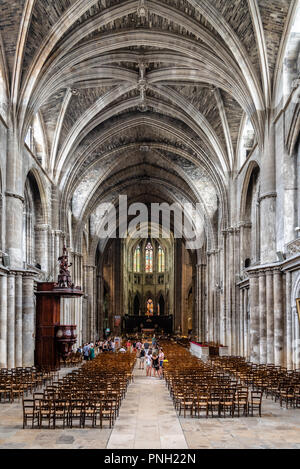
[107,367,187,449]
[0,364,299,449]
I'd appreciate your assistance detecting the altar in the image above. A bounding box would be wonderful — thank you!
[141,328,155,335]
[123,315,173,333]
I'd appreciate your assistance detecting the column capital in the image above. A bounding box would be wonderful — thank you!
[5,191,24,203]
[257,269,267,278]
[73,252,83,258]
[248,270,260,279]
[222,226,240,235]
[239,221,252,229]
[34,224,50,232]
[259,192,277,203]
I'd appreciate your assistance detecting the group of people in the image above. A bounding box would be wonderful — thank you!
[76,336,166,378]
[78,342,96,361]
[77,338,117,360]
[124,336,165,379]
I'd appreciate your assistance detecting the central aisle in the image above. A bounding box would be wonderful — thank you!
[107,365,188,449]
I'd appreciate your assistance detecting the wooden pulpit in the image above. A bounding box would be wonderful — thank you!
[35,282,83,370]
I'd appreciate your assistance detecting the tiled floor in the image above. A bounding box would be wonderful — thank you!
[0,364,299,449]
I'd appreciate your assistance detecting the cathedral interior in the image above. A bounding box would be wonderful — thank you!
[0,0,300,451]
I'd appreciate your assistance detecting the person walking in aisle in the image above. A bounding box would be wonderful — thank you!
[151,353,160,378]
[139,346,145,370]
[158,348,165,379]
[146,349,152,376]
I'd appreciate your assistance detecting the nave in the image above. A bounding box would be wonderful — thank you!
[0,343,299,450]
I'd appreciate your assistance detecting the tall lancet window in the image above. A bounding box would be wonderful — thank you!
[145,241,153,272]
[158,245,165,272]
[134,245,141,272]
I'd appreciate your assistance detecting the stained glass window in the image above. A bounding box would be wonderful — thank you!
[158,245,165,272]
[134,246,141,272]
[145,242,153,272]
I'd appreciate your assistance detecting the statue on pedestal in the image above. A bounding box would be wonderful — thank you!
[55,245,74,289]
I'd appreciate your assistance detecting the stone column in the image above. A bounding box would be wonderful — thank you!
[240,289,245,357]
[84,265,96,341]
[259,271,267,363]
[226,230,234,353]
[296,310,300,370]
[50,230,55,280]
[54,230,63,279]
[5,129,24,270]
[260,124,277,264]
[285,272,293,369]
[195,264,202,342]
[249,272,260,363]
[243,288,250,358]
[174,240,182,332]
[7,273,16,368]
[35,224,49,272]
[5,194,24,269]
[260,194,277,264]
[206,252,212,342]
[220,233,227,347]
[15,274,23,367]
[232,228,240,355]
[266,269,275,363]
[97,274,104,340]
[0,274,8,368]
[22,274,35,367]
[0,193,3,252]
[273,269,284,366]
[192,270,197,340]
[244,288,249,359]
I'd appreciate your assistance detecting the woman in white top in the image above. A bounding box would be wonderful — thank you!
[158,348,165,378]
[146,349,152,376]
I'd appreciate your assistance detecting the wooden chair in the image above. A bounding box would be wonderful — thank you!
[39,399,55,428]
[100,400,115,428]
[279,387,295,409]
[179,393,194,418]
[0,382,12,403]
[208,392,221,418]
[69,399,84,428]
[82,400,97,428]
[248,391,263,417]
[235,391,248,417]
[11,383,25,403]
[22,399,39,429]
[220,391,235,418]
[192,394,209,419]
[53,399,68,429]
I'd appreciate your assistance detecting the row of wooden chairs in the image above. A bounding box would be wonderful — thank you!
[23,397,116,429]
[22,351,136,429]
[160,341,261,419]
[0,367,59,404]
[176,390,262,418]
[210,357,300,410]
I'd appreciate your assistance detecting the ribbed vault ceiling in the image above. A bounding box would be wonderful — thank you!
[0,0,296,250]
